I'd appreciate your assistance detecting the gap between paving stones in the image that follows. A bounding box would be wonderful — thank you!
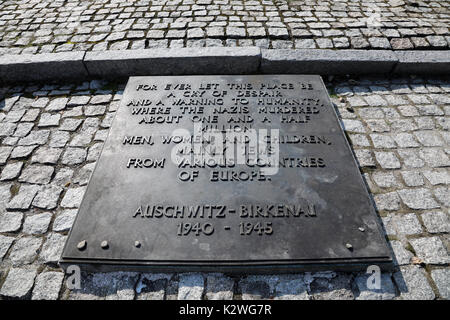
[0,48,449,84]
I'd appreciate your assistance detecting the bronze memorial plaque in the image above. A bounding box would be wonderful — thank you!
[60,75,393,273]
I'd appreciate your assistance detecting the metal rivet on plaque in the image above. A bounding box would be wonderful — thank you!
[135,241,141,248]
[346,243,353,250]
[77,240,87,251]
[101,240,109,249]
[358,227,365,232]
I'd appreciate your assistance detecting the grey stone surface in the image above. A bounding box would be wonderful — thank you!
[0,267,37,299]
[431,269,449,300]
[32,185,63,210]
[423,170,450,186]
[136,273,171,300]
[398,188,440,210]
[390,240,414,266]
[0,0,445,60]
[18,130,50,146]
[13,123,34,138]
[398,213,423,235]
[261,49,398,75]
[374,152,401,169]
[0,123,17,136]
[90,97,112,108]
[0,52,88,83]
[401,171,424,187]
[31,271,65,300]
[38,232,67,264]
[52,168,74,186]
[46,98,68,112]
[38,113,61,127]
[274,276,309,300]
[410,237,449,265]
[62,106,82,118]
[0,235,15,261]
[69,132,93,147]
[73,163,95,186]
[371,172,400,188]
[309,273,354,300]
[61,147,87,165]
[382,214,396,236]
[23,213,52,235]
[68,272,139,300]
[86,143,103,162]
[9,236,43,266]
[84,47,261,78]
[2,137,19,146]
[0,211,23,233]
[4,110,25,123]
[415,131,444,147]
[398,149,425,168]
[49,131,70,148]
[10,146,38,159]
[384,213,423,235]
[60,187,86,208]
[434,186,450,207]
[68,96,90,107]
[370,134,397,148]
[393,266,435,300]
[18,165,54,184]
[341,119,366,133]
[178,273,204,300]
[421,212,449,234]
[0,49,447,86]
[84,105,106,116]
[205,274,234,300]
[239,275,274,300]
[53,209,78,232]
[0,183,12,208]
[0,146,13,164]
[354,149,376,167]
[0,162,23,181]
[31,147,62,164]
[0,96,20,112]
[6,184,41,210]
[419,148,450,168]
[374,192,401,211]
[394,51,450,75]
[60,118,83,131]
[165,278,179,300]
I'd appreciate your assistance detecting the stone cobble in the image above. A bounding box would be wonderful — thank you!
[0,76,448,300]
[0,0,449,55]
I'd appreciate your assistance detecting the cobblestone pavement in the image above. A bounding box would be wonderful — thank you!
[0,76,448,300]
[0,0,449,55]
